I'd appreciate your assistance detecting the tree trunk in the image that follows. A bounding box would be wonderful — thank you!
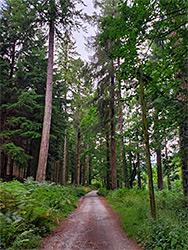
[76,125,81,185]
[167,174,171,190]
[179,116,188,197]
[62,132,67,185]
[117,75,129,188]
[154,115,164,190]
[157,149,164,190]
[165,139,171,190]
[36,20,55,182]
[139,66,156,220]
[89,169,92,185]
[128,150,133,187]
[86,145,90,186]
[137,152,142,190]
[110,75,117,190]
[82,158,86,186]
[130,163,136,188]
[9,157,14,179]
[62,87,68,185]
[0,153,7,179]
[106,132,111,190]
[71,169,75,184]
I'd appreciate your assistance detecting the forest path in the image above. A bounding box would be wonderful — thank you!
[38,190,140,250]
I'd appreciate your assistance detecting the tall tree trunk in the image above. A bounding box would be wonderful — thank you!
[110,75,117,190]
[36,20,55,182]
[55,162,59,184]
[89,169,92,185]
[82,157,86,186]
[117,64,129,188]
[139,66,156,220]
[76,125,81,185]
[137,152,142,190]
[165,138,171,190]
[106,132,111,190]
[62,132,67,185]
[0,153,7,179]
[129,150,133,188]
[155,116,164,190]
[65,163,69,183]
[130,163,136,189]
[180,116,188,197]
[86,145,90,186]
[9,157,14,179]
[71,169,75,184]
[157,149,164,190]
[167,174,171,191]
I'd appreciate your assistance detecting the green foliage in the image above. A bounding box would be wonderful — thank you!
[0,180,89,250]
[1,143,33,168]
[71,185,91,197]
[107,188,188,250]
[97,187,109,197]
[92,182,102,189]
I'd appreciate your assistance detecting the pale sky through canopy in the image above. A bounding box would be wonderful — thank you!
[74,0,97,61]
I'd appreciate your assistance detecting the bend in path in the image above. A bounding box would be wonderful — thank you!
[39,190,141,250]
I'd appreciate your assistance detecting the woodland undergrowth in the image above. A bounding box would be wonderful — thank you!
[99,188,188,250]
[0,179,90,250]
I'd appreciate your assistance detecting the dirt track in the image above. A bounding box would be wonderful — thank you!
[39,190,141,250]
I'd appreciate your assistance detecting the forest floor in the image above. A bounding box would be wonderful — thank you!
[38,190,140,250]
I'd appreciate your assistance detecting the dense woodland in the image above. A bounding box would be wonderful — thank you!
[0,0,188,216]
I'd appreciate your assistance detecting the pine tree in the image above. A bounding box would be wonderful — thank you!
[35,0,77,182]
[0,0,46,179]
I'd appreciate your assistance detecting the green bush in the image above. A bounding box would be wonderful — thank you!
[97,187,109,197]
[0,180,90,250]
[72,185,91,197]
[106,188,188,250]
[92,182,102,189]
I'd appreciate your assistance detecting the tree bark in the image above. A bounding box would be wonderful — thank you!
[167,173,171,190]
[110,75,117,190]
[82,157,86,186]
[106,132,111,190]
[129,150,133,188]
[130,163,136,189]
[165,138,171,190]
[71,169,75,184]
[62,132,67,185]
[139,66,156,220]
[157,149,164,190]
[0,153,7,179]
[8,156,14,179]
[137,152,142,190]
[86,145,90,186]
[154,116,164,190]
[117,70,129,188]
[36,20,55,182]
[56,161,59,184]
[76,125,81,185]
[180,116,188,196]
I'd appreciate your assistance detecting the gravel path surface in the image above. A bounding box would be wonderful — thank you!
[38,190,141,250]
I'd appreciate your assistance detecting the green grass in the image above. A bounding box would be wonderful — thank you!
[0,179,91,250]
[106,188,188,250]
